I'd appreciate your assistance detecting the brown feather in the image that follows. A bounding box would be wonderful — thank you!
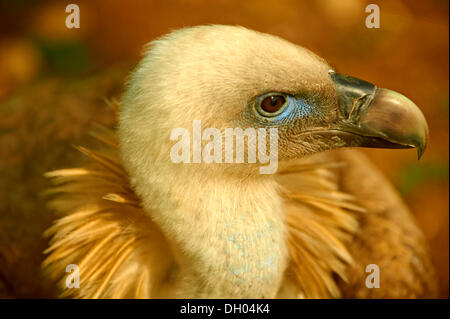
[278,161,362,298]
[43,121,174,298]
[43,119,364,298]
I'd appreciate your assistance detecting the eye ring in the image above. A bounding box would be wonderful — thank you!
[256,94,288,117]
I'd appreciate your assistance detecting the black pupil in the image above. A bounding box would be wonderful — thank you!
[261,95,285,113]
[270,96,279,106]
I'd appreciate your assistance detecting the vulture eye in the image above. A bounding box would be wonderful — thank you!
[257,94,287,117]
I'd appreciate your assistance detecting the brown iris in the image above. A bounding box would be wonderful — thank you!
[261,95,286,113]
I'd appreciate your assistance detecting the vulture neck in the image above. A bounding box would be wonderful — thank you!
[143,168,289,298]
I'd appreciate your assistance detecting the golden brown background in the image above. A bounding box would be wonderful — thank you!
[0,0,448,298]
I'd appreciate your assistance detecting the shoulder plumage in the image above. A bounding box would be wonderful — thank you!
[43,107,173,298]
[277,158,364,298]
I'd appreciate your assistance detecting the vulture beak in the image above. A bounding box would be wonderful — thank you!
[328,72,429,159]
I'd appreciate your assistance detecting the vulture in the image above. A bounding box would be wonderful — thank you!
[42,25,437,299]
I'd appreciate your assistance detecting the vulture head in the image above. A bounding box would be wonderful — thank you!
[119,25,427,180]
[45,25,431,299]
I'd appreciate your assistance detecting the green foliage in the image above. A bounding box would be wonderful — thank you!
[398,162,449,195]
[34,39,91,76]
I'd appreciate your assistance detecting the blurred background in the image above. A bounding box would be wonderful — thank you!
[0,0,448,298]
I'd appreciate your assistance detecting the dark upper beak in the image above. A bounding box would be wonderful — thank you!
[329,72,429,159]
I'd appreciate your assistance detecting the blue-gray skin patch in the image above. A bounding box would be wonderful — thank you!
[241,93,322,129]
[224,218,281,286]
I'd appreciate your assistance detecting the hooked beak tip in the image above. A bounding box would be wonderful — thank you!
[417,143,426,160]
[358,88,429,160]
[330,72,429,159]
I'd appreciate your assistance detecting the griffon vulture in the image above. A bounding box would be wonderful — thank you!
[43,25,437,298]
